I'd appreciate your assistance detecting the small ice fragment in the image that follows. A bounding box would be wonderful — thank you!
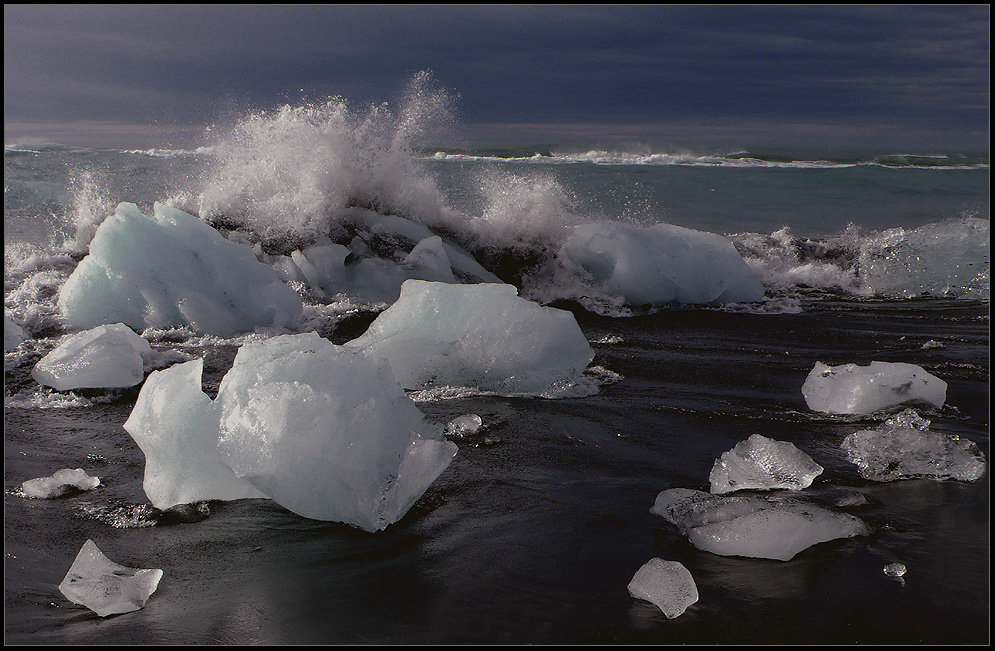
[709,434,824,494]
[4,316,25,351]
[841,408,986,482]
[32,323,151,391]
[445,414,483,438]
[801,360,947,414]
[21,468,100,499]
[59,539,162,617]
[627,558,698,619]
[883,562,907,578]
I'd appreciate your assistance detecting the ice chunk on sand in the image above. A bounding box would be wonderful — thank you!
[628,558,698,619]
[31,323,151,391]
[560,221,766,306]
[445,414,483,438]
[215,332,457,531]
[841,408,986,482]
[123,359,266,510]
[21,468,100,499]
[59,539,162,617]
[346,280,594,397]
[709,434,824,494]
[59,202,302,336]
[5,316,25,351]
[651,488,867,561]
[801,360,947,414]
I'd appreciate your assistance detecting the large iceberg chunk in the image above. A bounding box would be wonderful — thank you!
[841,408,987,482]
[21,468,100,499]
[31,323,151,391]
[59,539,163,617]
[801,360,947,414]
[560,221,766,306]
[215,332,457,531]
[345,280,594,397]
[123,358,266,510]
[627,558,698,619]
[58,203,302,336]
[709,434,824,494]
[651,488,867,561]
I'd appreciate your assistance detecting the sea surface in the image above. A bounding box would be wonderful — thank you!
[4,97,990,644]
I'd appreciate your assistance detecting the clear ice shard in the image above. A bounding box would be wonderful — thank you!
[651,488,867,561]
[841,408,986,482]
[31,323,151,391]
[709,434,824,494]
[801,360,947,414]
[20,468,100,499]
[59,539,163,617]
[627,558,698,619]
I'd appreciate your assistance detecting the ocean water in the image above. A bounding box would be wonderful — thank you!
[4,96,990,644]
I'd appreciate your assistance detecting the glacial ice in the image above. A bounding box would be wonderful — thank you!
[345,280,595,397]
[58,202,302,336]
[445,413,484,438]
[31,323,151,391]
[709,434,824,494]
[841,408,987,482]
[4,316,24,351]
[651,488,867,561]
[123,358,266,510]
[59,539,163,617]
[21,468,100,499]
[627,558,698,619]
[214,332,457,530]
[801,360,947,414]
[559,221,766,306]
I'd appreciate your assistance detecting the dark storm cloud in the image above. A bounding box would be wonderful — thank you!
[3,4,989,148]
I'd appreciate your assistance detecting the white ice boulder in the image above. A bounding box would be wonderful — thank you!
[123,358,266,510]
[651,488,867,561]
[801,361,947,415]
[59,202,302,336]
[59,539,163,617]
[215,332,457,531]
[560,221,766,306]
[627,558,698,619]
[31,323,151,391]
[5,316,25,351]
[841,408,986,482]
[709,434,824,494]
[345,280,594,397]
[21,468,100,499]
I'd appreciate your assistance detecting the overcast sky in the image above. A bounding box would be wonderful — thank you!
[3,4,990,151]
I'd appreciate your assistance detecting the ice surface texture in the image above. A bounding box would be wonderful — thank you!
[346,280,594,397]
[124,333,457,531]
[59,540,162,617]
[4,316,25,350]
[31,323,151,391]
[59,203,302,336]
[651,488,867,561]
[801,360,947,414]
[21,468,100,499]
[709,434,824,494]
[841,408,986,482]
[560,221,766,306]
[628,558,698,619]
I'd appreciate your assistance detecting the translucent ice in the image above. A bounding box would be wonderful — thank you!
[651,488,867,561]
[445,414,483,438]
[59,202,302,336]
[215,332,457,531]
[346,280,594,397]
[841,408,986,482]
[31,323,151,391]
[59,539,163,617]
[4,315,25,351]
[559,221,766,306]
[883,562,907,578]
[21,468,100,499]
[627,558,698,619]
[709,434,824,494]
[801,360,947,414]
[123,358,266,510]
